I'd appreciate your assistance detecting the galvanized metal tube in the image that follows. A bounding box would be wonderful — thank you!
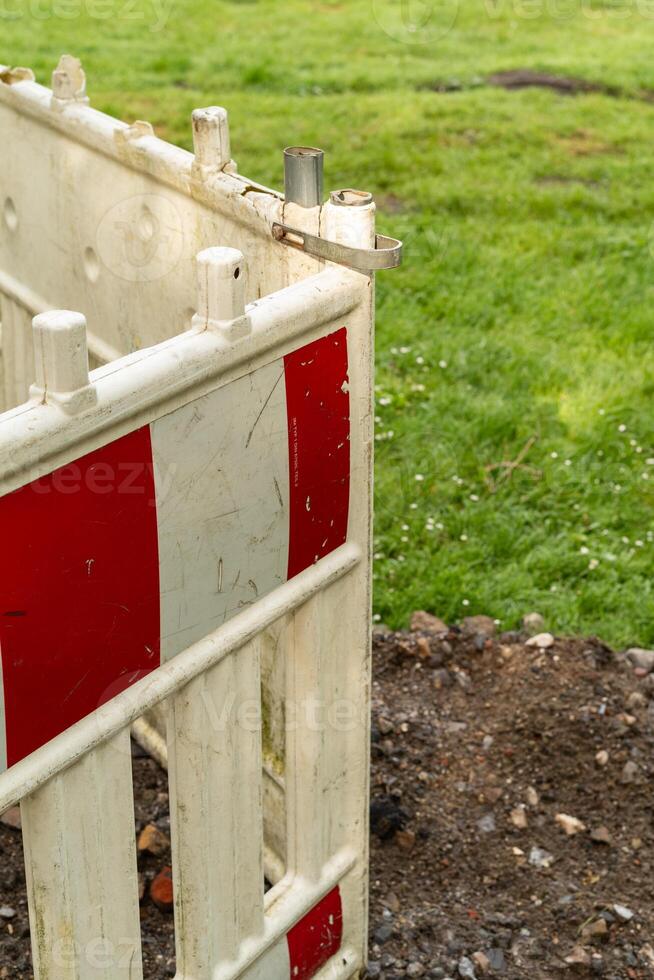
[284,146,324,208]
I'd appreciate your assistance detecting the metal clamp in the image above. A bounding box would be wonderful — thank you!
[272,223,403,273]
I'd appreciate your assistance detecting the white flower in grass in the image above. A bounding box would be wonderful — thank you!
[551,452,558,459]
[580,546,589,555]
[588,558,600,570]
[470,494,479,502]
[438,360,447,369]
[636,540,644,548]
[462,598,470,606]
[415,355,425,365]
[410,502,418,510]
[564,459,572,467]
[647,458,654,466]
[379,396,392,406]
[435,522,444,530]
[415,473,424,482]
[618,424,627,432]
[373,613,381,622]
[400,346,411,354]
[598,408,605,415]
[401,536,408,543]
[460,534,468,541]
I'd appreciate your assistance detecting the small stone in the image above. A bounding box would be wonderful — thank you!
[383,892,400,913]
[410,610,448,633]
[627,691,647,710]
[590,826,612,845]
[615,712,636,726]
[407,964,425,978]
[580,918,608,942]
[150,866,174,912]
[462,615,496,638]
[526,786,539,807]
[639,944,654,967]
[487,949,505,972]
[138,823,170,858]
[510,806,528,829]
[458,956,477,979]
[0,907,15,920]
[472,951,490,974]
[0,807,21,831]
[370,797,407,839]
[377,716,394,735]
[631,837,643,850]
[626,648,654,672]
[525,632,554,649]
[395,829,416,851]
[621,760,639,783]
[373,923,393,945]
[613,904,634,922]
[555,813,586,836]
[477,814,496,834]
[416,636,432,659]
[522,612,545,635]
[365,963,382,979]
[565,946,591,968]
[433,668,454,689]
[529,846,554,868]
[595,750,609,767]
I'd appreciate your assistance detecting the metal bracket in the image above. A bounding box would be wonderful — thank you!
[272,223,403,273]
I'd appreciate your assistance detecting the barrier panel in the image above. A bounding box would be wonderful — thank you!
[0,55,400,979]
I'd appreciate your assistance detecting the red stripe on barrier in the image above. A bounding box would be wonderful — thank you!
[0,427,160,766]
[284,328,350,580]
[286,886,343,979]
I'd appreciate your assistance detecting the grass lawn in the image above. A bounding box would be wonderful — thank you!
[3,0,654,646]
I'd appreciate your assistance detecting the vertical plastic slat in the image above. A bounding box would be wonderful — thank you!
[0,294,34,409]
[285,592,330,883]
[168,638,265,976]
[21,730,143,979]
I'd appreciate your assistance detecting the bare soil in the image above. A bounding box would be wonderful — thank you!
[1,623,654,978]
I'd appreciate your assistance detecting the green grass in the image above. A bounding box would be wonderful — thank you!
[4,0,654,646]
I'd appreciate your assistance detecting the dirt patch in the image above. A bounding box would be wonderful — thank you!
[535,174,606,189]
[554,129,622,157]
[367,624,654,978]
[486,69,618,97]
[1,627,654,978]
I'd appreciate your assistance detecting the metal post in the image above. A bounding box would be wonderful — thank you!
[283,146,324,208]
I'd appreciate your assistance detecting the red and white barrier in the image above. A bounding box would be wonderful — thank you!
[0,327,350,769]
[0,59,379,980]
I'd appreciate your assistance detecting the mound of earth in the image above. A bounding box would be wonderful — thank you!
[367,617,654,979]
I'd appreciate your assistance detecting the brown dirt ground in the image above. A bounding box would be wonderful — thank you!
[1,622,654,978]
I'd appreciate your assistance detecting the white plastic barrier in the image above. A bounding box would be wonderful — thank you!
[0,55,400,979]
